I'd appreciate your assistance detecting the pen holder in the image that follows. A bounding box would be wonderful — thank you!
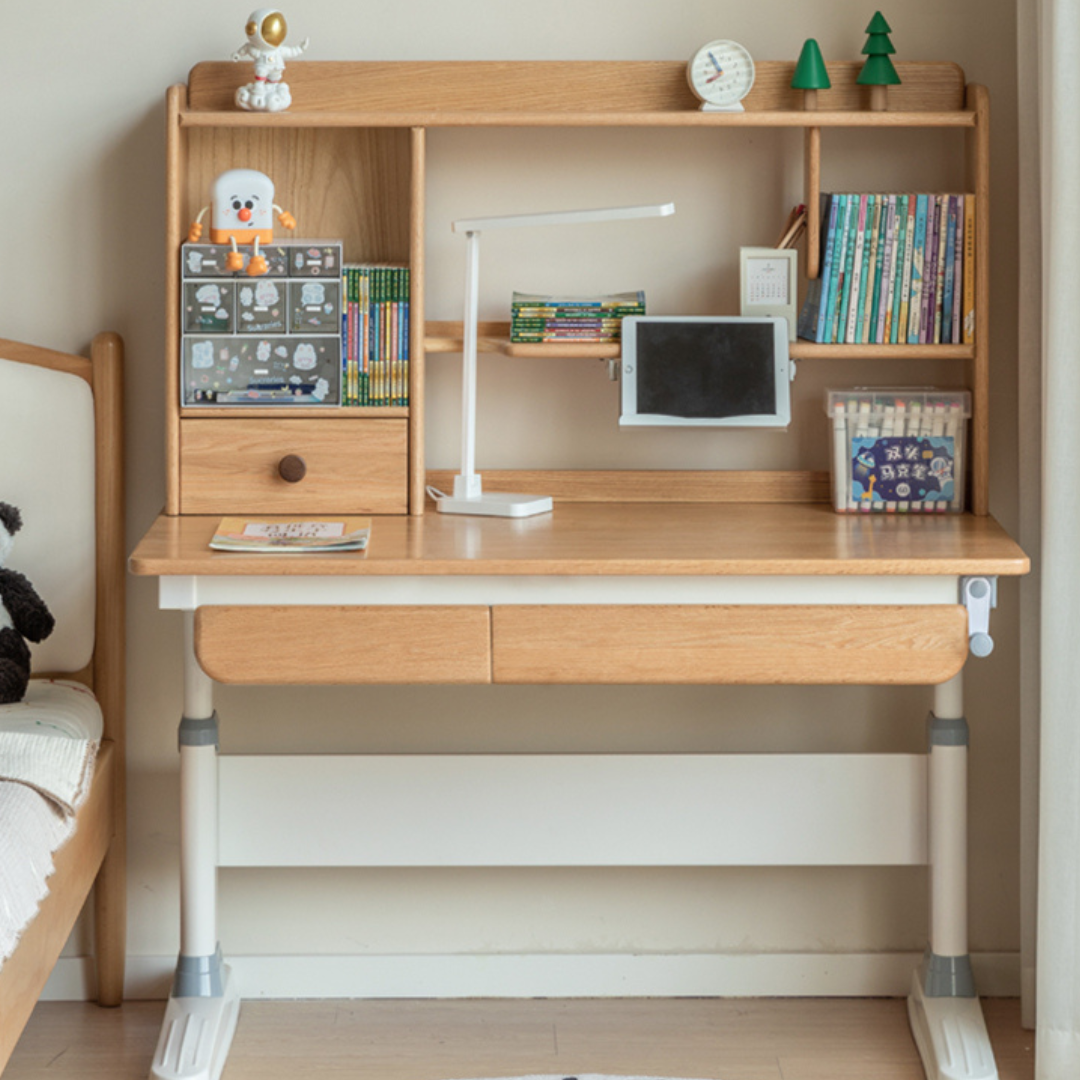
[825,388,971,514]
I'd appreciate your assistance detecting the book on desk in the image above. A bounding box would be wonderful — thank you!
[209,516,371,553]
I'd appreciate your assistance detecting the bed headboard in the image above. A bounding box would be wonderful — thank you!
[0,335,124,722]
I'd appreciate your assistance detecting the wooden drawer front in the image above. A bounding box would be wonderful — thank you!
[492,605,969,685]
[195,606,492,684]
[180,418,407,514]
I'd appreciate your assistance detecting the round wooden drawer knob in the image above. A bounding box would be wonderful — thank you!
[278,454,307,483]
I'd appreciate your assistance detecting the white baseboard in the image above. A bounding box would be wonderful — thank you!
[42,950,1021,1002]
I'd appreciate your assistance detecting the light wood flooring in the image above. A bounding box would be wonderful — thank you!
[5,997,1033,1080]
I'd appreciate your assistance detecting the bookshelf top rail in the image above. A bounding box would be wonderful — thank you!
[182,60,973,126]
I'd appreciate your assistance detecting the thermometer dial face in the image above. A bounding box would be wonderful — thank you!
[687,40,756,108]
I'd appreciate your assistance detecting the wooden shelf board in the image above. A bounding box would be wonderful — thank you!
[178,108,976,130]
[425,323,974,361]
[179,407,409,419]
[790,342,975,360]
[504,342,622,359]
[424,321,515,355]
[426,469,831,504]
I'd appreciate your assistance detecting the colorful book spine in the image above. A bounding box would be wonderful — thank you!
[952,195,965,345]
[907,194,929,344]
[919,195,940,344]
[941,196,959,345]
[931,195,950,344]
[876,195,899,344]
[814,196,841,342]
[897,195,916,342]
[859,195,882,343]
[827,195,854,344]
[842,195,868,341]
[962,195,976,343]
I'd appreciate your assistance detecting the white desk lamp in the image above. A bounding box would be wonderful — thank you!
[436,202,676,517]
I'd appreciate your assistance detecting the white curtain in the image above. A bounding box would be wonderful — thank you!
[1019,0,1080,1075]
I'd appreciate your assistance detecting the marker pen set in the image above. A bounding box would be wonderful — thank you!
[826,388,971,513]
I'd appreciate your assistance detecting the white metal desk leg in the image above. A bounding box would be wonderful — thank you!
[150,613,240,1080]
[908,671,997,1080]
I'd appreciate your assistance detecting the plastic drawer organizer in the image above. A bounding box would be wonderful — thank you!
[180,241,343,406]
[826,388,971,513]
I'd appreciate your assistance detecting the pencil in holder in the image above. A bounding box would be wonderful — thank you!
[825,388,971,513]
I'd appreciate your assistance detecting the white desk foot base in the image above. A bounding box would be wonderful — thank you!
[150,966,240,1080]
[907,973,998,1080]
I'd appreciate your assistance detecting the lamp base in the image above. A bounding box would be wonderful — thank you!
[436,491,553,518]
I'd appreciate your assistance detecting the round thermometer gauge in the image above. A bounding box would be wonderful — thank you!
[687,40,755,111]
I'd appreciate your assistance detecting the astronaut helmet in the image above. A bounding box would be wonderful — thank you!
[246,8,288,49]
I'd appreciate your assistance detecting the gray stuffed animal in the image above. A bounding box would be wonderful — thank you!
[0,502,55,704]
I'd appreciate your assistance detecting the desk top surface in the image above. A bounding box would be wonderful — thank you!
[130,504,1029,578]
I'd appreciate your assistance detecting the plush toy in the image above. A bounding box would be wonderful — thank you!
[187,168,297,277]
[0,502,55,704]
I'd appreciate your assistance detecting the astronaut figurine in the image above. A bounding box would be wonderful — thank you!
[187,168,297,277]
[232,8,309,112]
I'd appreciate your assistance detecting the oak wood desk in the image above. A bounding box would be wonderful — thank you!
[130,502,1028,1080]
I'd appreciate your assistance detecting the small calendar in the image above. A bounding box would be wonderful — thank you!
[740,246,798,341]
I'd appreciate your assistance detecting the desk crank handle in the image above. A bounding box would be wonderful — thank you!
[961,576,997,658]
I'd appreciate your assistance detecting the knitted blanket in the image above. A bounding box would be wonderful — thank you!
[0,680,100,965]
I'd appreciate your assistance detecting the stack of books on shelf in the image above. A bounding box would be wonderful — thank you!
[342,265,410,406]
[510,290,645,343]
[797,193,975,346]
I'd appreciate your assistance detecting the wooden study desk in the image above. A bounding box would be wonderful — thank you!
[130,502,1027,1080]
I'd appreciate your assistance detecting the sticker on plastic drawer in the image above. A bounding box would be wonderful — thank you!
[183,335,341,405]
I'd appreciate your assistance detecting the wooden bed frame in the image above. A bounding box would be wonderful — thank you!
[0,333,126,1073]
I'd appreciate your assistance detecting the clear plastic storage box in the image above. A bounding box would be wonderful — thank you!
[825,388,971,513]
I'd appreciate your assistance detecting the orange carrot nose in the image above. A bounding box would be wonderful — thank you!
[238,207,252,222]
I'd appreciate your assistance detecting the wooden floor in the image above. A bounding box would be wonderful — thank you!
[5,997,1033,1080]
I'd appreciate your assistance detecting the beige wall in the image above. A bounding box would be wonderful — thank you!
[0,0,1021,994]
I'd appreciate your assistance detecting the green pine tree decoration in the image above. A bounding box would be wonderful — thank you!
[857,11,900,110]
[792,39,830,110]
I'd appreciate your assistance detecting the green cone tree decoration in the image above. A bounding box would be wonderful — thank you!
[857,11,901,88]
[792,39,831,90]
[792,39,830,109]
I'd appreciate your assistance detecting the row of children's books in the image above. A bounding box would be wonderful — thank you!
[797,193,975,346]
[510,290,645,343]
[342,265,409,406]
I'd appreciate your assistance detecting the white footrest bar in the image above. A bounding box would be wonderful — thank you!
[150,966,240,1080]
[218,753,929,868]
[907,972,998,1080]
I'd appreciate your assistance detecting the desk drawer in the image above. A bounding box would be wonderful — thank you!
[195,606,492,684]
[492,605,969,685]
[179,418,407,514]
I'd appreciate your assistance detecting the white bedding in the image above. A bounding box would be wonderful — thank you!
[0,680,102,965]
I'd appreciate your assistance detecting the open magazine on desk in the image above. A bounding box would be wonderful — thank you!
[209,516,370,553]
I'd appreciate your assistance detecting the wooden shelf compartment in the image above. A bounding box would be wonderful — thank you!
[166,82,426,514]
